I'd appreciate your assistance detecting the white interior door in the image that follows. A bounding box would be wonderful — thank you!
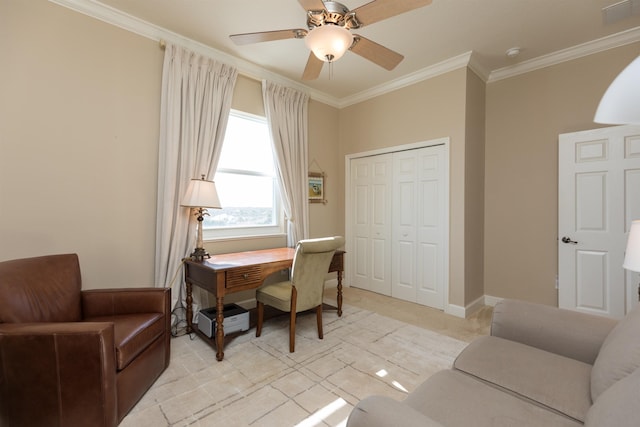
[392,145,447,309]
[351,154,393,295]
[559,125,640,318]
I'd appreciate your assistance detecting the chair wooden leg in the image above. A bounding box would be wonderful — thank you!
[256,301,263,337]
[316,305,323,339]
[290,286,297,353]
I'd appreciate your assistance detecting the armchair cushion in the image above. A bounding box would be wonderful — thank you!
[0,253,82,322]
[590,304,640,401]
[84,313,165,370]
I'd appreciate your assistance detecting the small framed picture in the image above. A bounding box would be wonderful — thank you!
[308,172,325,203]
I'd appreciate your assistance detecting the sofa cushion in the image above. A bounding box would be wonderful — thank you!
[403,370,582,427]
[347,395,444,427]
[585,367,640,427]
[84,313,164,370]
[590,304,640,401]
[453,335,592,422]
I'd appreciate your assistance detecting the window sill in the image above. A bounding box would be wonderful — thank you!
[204,233,287,244]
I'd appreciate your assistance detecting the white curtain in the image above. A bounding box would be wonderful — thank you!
[155,43,238,315]
[262,81,310,247]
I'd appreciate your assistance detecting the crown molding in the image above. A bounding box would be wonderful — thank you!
[338,52,473,108]
[48,0,640,108]
[48,0,475,108]
[488,26,640,82]
[48,0,342,107]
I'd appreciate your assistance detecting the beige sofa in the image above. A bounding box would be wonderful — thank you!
[347,299,640,427]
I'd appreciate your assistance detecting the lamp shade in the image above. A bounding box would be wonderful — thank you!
[594,55,640,125]
[304,25,353,62]
[623,220,640,272]
[181,177,221,209]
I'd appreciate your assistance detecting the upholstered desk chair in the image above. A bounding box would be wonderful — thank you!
[0,254,171,427]
[256,236,345,352]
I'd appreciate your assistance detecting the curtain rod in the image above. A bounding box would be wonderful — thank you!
[159,39,166,50]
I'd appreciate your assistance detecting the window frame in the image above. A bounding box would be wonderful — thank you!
[202,110,284,241]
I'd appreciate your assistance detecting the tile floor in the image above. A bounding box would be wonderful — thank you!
[340,287,492,342]
[120,287,492,427]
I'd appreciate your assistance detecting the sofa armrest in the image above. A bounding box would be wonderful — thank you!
[347,396,444,427]
[82,287,170,318]
[0,322,118,427]
[491,299,617,365]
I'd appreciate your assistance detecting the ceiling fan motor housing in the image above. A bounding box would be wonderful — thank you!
[307,1,361,30]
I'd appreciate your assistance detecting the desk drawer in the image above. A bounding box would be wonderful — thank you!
[226,266,262,288]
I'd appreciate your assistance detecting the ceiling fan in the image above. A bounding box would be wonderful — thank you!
[229,0,432,80]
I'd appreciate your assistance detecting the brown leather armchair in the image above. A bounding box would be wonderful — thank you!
[0,254,171,427]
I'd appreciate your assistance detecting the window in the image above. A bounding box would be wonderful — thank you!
[202,110,283,239]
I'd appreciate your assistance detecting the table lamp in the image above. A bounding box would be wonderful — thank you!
[623,220,640,301]
[181,175,222,261]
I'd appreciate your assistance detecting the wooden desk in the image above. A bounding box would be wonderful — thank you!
[184,248,345,361]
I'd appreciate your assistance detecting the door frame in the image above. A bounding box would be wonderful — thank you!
[345,137,450,311]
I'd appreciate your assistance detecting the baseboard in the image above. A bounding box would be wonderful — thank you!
[444,304,466,318]
[483,295,504,307]
[231,288,504,319]
[446,295,495,318]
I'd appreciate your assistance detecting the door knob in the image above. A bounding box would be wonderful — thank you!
[561,236,578,244]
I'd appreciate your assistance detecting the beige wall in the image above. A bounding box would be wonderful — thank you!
[338,69,470,307]
[0,0,342,293]
[484,43,640,305]
[0,0,163,289]
[308,99,342,238]
[464,70,486,304]
[5,0,637,310]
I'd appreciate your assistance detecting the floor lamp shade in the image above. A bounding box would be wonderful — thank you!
[624,220,640,273]
[594,55,640,125]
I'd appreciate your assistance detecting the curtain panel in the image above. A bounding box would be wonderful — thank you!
[155,43,237,318]
[262,81,310,247]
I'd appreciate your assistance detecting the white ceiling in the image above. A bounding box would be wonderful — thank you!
[62,0,640,105]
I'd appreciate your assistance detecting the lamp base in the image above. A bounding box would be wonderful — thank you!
[190,247,210,262]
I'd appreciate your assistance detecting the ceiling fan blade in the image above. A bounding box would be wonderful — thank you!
[350,35,403,70]
[302,52,324,80]
[230,29,306,45]
[298,0,327,12]
[353,0,431,26]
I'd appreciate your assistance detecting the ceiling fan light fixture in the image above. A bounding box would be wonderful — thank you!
[305,24,353,62]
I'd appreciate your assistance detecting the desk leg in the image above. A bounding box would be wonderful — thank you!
[337,270,343,317]
[186,281,193,333]
[215,296,225,361]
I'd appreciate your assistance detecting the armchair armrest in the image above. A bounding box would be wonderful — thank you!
[491,299,618,365]
[0,322,118,427]
[82,287,170,318]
